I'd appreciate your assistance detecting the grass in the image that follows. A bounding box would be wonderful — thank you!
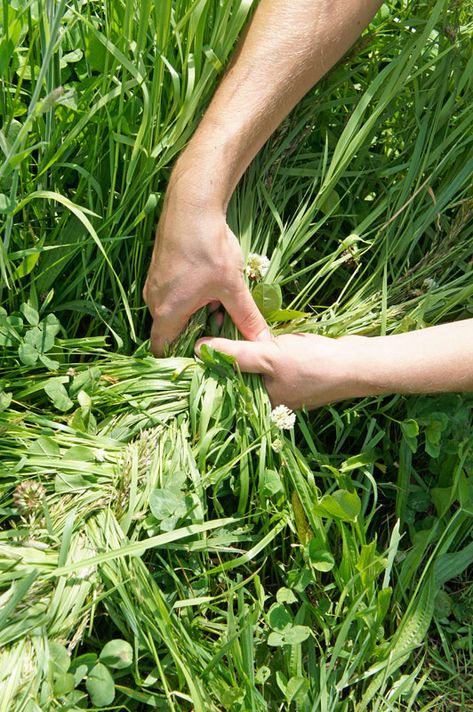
[0,0,472,710]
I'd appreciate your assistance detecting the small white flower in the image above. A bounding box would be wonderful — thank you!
[76,564,97,580]
[94,448,106,462]
[422,277,438,290]
[270,405,296,430]
[246,253,270,280]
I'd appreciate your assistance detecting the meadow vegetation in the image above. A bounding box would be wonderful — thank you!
[0,0,472,709]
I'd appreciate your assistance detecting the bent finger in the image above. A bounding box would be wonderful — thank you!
[222,284,270,342]
[151,305,194,356]
[195,336,273,374]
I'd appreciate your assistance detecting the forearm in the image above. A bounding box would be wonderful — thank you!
[172,0,383,208]
[351,320,473,398]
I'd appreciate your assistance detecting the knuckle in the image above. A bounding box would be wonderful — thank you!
[260,348,276,375]
[238,307,264,332]
[152,303,173,323]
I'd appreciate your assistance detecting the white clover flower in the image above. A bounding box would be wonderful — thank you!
[246,253,270,280]
[422,277,438,290]
[270,405,296,430]
[94,448,106,462]
[13,480,46,513]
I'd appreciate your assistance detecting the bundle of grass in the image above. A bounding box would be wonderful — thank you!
[0,340,472,709]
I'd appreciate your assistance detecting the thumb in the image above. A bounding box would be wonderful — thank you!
[222,283,271,342]
[195,336,274,375]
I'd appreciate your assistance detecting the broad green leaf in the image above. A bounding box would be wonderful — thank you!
[401,419,419,439]
[0,391,12,411]
[150,489,187,521]
[435,541,473,588]
[308,540,335,572]
[286,676,309,705]
[376,588,392,625]
[263,469,283,497]
[64,445,95,462]
[252,283,282,318]
[267,603,292,632]
[159,514,179,532]
[70,653,97,672]
[340,450,377,473]
[276,670,288,694]
[55,473,92,493]
[408,489,431,513]
[44,313,61,337]
[30,324,56,353]
[99,639,133,669]
[20,302,39,326]
[44,379,74,412]
[18,342,39,366]
[276,588,298,605]
[72,663,89,686]
[255,666,270,684]
[30,435,61,456]
[267,631,285,647]
[15,250,40,278]
[284,625,311,644]
[458,472,473,508]
[49,642,70,674]
[356,541,386,588]
[287,567,313,593]
[39,353,60,370]
[267,309,307,322]
[314,489,361,523]
[0,192,9,212]
[424,413,449,458]
[53,672,75,697]
[61,49,83,65]
[86,663,115,707]
[198,345,236,378]
[85,32,108,73]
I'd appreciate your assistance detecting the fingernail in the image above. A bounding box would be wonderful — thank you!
[256,328,272,342]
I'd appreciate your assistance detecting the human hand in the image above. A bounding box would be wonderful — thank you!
[195,319,473,409]
[143,176,270,356]
[195,332,367,410]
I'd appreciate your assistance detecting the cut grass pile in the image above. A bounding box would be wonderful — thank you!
[0,0,472,710]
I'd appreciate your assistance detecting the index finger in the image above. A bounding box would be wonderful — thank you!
[221,282,271,342]
[150,304,194,356]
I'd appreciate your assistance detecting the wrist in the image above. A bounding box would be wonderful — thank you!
[171,118,250,211]
[345,334,415,398]
[339,335,391,400]
[166,150,228,214]
[170,147,231,212]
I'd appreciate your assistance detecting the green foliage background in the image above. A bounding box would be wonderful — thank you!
[0,0,472,710]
